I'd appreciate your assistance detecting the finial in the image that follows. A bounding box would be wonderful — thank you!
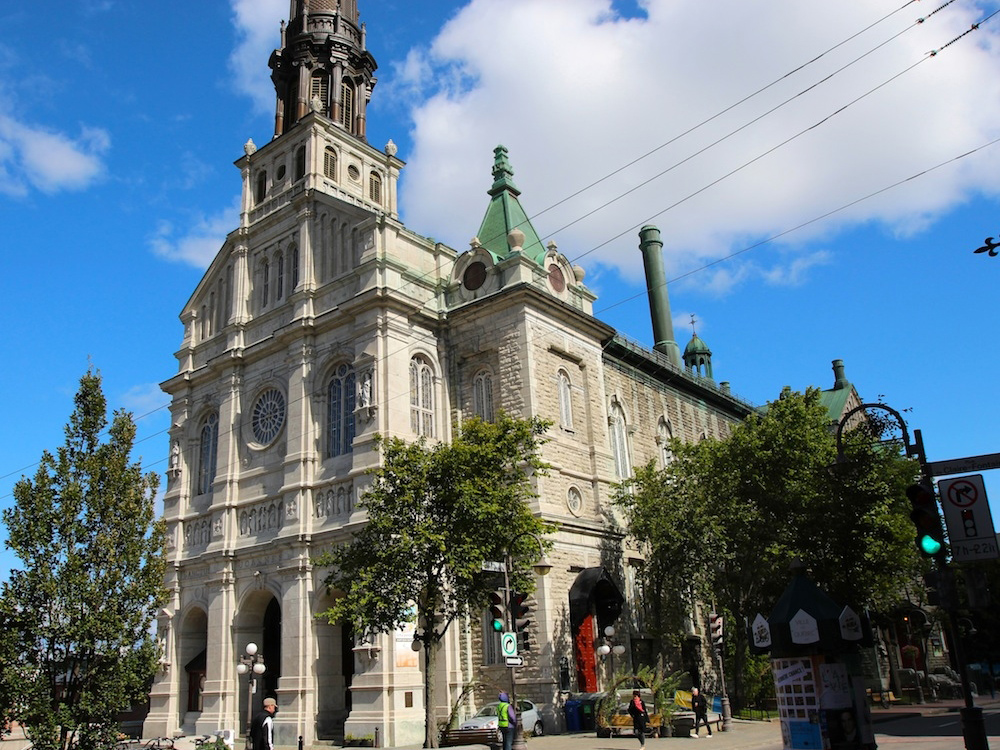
[470,237,482,249]
[244,138,257,156]
[690,314,698,335]
[384,139,397,157]
[547,240,558,253]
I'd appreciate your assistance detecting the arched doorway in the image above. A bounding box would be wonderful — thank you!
[314,590,354,740]
[179,608,208,734]
[569,568,625,692]
[235,590,282,733]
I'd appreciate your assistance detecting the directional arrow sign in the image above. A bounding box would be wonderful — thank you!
[937,475,999,562]
[505,655,524,667]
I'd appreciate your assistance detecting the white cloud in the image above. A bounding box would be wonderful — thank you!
[149,198,241,269]
[119,383,171,418]
[0,116,109,196]
[394,0,1000,291]
[229,0,286,114]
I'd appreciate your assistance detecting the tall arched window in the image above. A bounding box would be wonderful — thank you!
[657,418,674,468]
[197,412,219,496]
[340,82,354,129]
[324,147,337,180]
[410,355,435,437]
[558,370,573,430]
[311,71,329,115]
[472,370,494,422]
[369,171,382,203]
[255,170,267,203]
[609,401,630,479]
[261,260,270,309]
[294,146,306,181]
[327,364,356,457]
[290,246,300,290]
[275,252,285,299]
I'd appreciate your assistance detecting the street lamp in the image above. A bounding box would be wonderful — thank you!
[236,642,266,744]
[598,625,626,682]
[501,532,551,750]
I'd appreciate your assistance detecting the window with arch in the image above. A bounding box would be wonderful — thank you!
[197,412,219,496]
[410,355,435,437]
[324,147,337,180]
[290,246,300,290]
[657,418,674,468]
[327,364,357,458]
[261,260,270,309]
[609,401,630,480]
[294,146,306,181]
[255,170,267,204]
[311,71,329,113]
[369,171,382,203]
[472,369,494,422]
[340,82,354,129]
[275,251,285,299]
[558,370,573,430]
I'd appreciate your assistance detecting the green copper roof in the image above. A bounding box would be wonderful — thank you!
[684,334,711,356]
[476,145,547,265]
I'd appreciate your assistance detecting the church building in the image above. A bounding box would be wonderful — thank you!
[144,1,758,745]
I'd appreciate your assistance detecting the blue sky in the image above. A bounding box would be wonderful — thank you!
[2,0,1000,581]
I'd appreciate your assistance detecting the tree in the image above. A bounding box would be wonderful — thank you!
[316,414,555,748]
[0,369,167,750]
[615,388,919,707]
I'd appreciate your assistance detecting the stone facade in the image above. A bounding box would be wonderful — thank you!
[143,3,755,747]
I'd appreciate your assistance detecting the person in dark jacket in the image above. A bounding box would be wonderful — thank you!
[691,687,712,737]
[249,697,277,750]
[627,690,649,747]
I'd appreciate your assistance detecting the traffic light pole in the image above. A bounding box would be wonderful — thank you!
[914,429,990,750]
[501,551,526,750]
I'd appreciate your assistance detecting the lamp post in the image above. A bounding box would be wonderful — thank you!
[597,625,627,682]
[236,642,266,746]
[501,532,552,750]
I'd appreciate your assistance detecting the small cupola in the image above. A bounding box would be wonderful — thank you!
[683,315,714,380]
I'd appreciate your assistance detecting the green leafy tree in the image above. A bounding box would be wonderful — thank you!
[0,369,167,750]
[615,389,919,707]
[316,414,555,748]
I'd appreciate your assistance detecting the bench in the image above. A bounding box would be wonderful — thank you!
[671,711,722,735]
[606,713,664,737]
[866,689,901,707]
[440,728,500,748]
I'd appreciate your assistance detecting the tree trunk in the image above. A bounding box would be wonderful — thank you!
[424,635,440,748]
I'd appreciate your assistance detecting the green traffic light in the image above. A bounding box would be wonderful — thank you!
[919,535,942,555]
[491,618,504,632]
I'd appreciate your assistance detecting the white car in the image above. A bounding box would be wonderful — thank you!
[459,699,544,736]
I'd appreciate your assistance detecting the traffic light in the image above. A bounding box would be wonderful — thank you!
[709,612,724,652]
[906,483,946,559]
[488,590,506,633]
[511,592,531,651]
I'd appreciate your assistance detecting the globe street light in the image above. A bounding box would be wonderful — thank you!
[237,642,266,745]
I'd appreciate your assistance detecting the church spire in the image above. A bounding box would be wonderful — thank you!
[268,0,377,139]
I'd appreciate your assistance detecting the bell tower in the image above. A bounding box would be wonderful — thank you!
[269,0,378,139]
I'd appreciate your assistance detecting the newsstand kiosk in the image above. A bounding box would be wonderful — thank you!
[751,562,877,750]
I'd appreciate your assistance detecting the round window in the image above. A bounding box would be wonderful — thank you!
[348,165,361,181]
[463,261,487,291]
[251,388,286,444]
[567,486,583,517]
[548,264,566,293]
[276,164,287,181]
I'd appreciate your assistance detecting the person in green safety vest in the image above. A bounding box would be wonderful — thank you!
[497,691,517,750]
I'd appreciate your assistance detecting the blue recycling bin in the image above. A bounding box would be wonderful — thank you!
[564,700,582,732]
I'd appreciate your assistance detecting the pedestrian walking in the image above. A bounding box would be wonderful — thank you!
[249,697,277,750]
[497,692,517,750]
[627,690,649,747]
[691,687,712,737]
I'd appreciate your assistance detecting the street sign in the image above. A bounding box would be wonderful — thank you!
[937,475,999,562]
[927,452,1000,477]
[504,655,524,667]
[500,632,518,658]
[481,561,506,573]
